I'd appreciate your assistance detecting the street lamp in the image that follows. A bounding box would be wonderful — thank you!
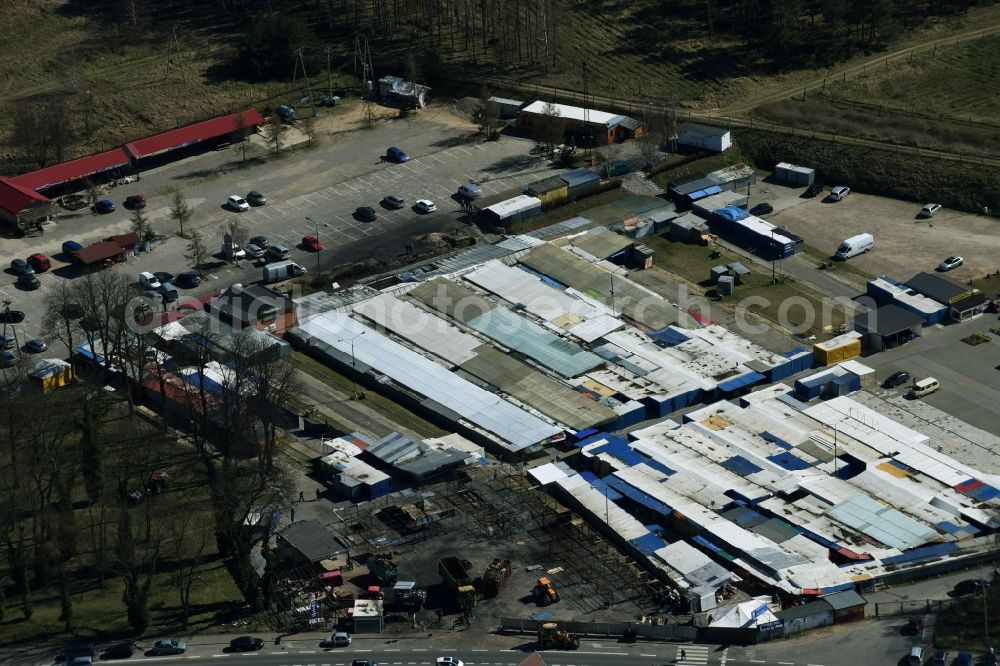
[338,330,365,399]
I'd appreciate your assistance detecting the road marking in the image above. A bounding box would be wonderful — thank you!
[779,662,795,665]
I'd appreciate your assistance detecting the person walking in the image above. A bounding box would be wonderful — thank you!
[680,648,686,662]
[298,490,305,502]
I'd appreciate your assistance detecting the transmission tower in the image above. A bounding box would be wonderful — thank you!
[354,34,375,127]
[165,26,186,82]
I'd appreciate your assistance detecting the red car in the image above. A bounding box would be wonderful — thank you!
[125,194,147,209]
[27,253,50,272]
[302,234,324,251]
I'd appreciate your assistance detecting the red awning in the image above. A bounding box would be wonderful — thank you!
[72,241,127,265]
[9,148,131,192]
[0,176,51,216]
[124,108,264,159]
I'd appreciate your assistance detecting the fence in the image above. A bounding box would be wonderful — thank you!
[869,599,957,618]
[499,616,697,641]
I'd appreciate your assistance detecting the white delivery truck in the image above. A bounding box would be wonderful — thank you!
[834,233,874,260]
[262,260,306,283]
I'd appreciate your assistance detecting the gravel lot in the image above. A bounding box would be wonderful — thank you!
[769,191,1000,281]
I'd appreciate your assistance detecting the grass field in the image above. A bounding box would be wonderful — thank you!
[642,235,850,337]
[751,33,1000,156]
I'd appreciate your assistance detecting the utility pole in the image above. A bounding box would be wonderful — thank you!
[292,47,315,114]
[581,60,592,163]
[166,26,186,81]
[325,44,334,99]
[609,274,616,317]
[306,216,321,276]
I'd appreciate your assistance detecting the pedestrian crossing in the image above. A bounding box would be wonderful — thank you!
[676,643,711,665]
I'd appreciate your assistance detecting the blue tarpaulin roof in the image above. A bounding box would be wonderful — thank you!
[588,477,624,501]
[718,371,766,393]
[768,451,813,471]
[760,431,793,450]
[968,484,1000,501]
[603,476,673,516]
[715,206,750,222]
[630,532,667,554]
[688,185,723,200]
[881,542,957,565]
[575,432,626,449]
[643,459,676,477]
[649,326,691,346]
[592,440,646,466]
[782,347,807,357]
[720,455,763,477]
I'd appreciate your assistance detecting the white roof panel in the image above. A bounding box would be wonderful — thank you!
[521,100,623,127]
[297,312,561,452]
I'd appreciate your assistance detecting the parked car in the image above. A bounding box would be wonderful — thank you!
[0,334,15,350]
[228,636,264,652]
[437,658,465,666]
[937,255,964,272]
[266,244,291,262]
[457,183,482,200]
[27,253,50,272]
[247,190,267,206]
[604,159,630,177]
[149,639,187,655]
[382,194,406,209]
[386,146,409,162]
[355,206,378,222]
[276,105,295,122]
[158,282,178,303]
[319,94,341,107]
[804,182,824,197]
[9,258,34,276]
[250,235,270,249]
[124,194,147,209]
[320,632,352,647]
[749,202,774,216]
[61,642,96,660]
[95,199,116,214]
[920,203,942,218]
[302,234,324,251]
[17,274,40,290]
[245,243,265,259]
[931,649,948,666]
[954,579,990,595]
[904,617,924,635]
[227,195,250,212]
[101,642,134,660]
[956,652,973,666]
[829,185,851,201]
[62,240,83,256]
[352,660,378,666]
[882,370,911,389]
[153,271,174,285]
[1,351,17,368]
[24,338,47,353]
[138,271,161,290]
[415,199,436,213]
[175,272,201,289]
[0,310,25,324]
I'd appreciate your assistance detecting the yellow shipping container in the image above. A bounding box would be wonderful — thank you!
[812,332,862,366]
[30,359,74,393]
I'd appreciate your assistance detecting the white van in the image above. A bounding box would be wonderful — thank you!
[834,233,875,260]
[910,377,940,398]
[908,646,923,666]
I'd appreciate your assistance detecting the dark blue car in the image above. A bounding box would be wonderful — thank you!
[95,199,115,214]
[386,146,409,163]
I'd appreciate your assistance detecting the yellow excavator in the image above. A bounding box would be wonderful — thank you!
[536,622,580,650]
[533,576,560,605]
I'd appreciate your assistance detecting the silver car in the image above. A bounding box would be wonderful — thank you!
[920,203,942,218]
[937,255,963,271]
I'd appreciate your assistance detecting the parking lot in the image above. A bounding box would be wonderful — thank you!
[858,313,1000,436]
[768,189,1000,281]
[0,109,565,359]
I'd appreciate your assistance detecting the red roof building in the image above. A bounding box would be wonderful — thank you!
[0,176,53,232]
[9,148,131,192]
[124,108,265,160]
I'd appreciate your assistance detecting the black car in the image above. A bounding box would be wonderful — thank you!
[175,272,202,289]
[355,206,378,222]
[102,642,134,660]
[750,202,774,216]
[0,334,15,350]
[804,182,824,197]
[229,636,264,652]
[954,579,990,595]
[153,271,174,285]
[17,274,40,290]
[62,641,97,660]
[9,258,34,276]
[352,660,379,666]
[249,235,270,249]
[882,370,911,389]
[0,310,25,324]
[0,351,16,368]
[247,191,267,206]
[382,194,406,209]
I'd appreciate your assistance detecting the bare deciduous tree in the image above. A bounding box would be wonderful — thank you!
[186,230,208,275]
[168,189,193,237]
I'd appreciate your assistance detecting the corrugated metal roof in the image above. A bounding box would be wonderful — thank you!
[825,494,937,550]
[521,101,624,128]
[125,109,264,159]
[10,147,131,191]
[296,312,561,452]
[484,194,542,218]
[821,589,866,610]
[407,277,495,323]
[560,168,601,187]
[567,229,634,260]
[466,307,604,378]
